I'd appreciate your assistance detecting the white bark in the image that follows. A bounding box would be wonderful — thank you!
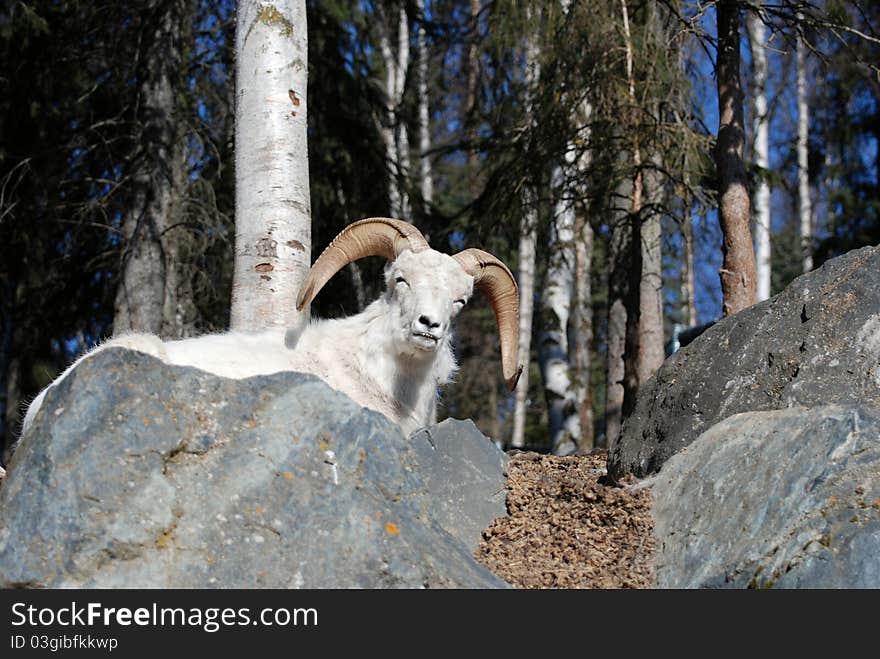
[747,9,772,301]
[510,11,541,449]
[377,4,411,218]
[415,0,433,209]
[511,213,536,449]
[573,210,593,450]
[572,96,595,451]
[540,163,580,455]
[231,0,311,331]
[396,6,411,218]
[796,19,813,272]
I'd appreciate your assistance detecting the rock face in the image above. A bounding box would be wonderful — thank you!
[609,244,880,480]
[652,406,880,588]
[0,349,509,588]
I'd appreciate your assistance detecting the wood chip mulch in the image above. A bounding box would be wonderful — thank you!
[476,449,655,589]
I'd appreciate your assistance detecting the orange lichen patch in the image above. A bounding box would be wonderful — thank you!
[246,419,258,428]
[385,522,400,536]
[284,471,294,480]
[155,528,174,549]
[255,505,265,515]
[374,511,382,519]
[359,449,367,461]
[829,496,839,505]
[143,418,150,427]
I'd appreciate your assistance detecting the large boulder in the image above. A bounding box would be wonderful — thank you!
[609,244,880,480]
[652,405,880,588]
[0,349,509,588]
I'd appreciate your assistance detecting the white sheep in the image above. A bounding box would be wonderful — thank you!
[20,218,522,439]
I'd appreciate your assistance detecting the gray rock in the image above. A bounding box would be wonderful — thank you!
[652,405,880,588]
[410,420,508,551]
[0,349,509,588]
[609,244,880,480]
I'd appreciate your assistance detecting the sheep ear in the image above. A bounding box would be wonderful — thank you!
[296,218,429,310]
[453,249,523,391]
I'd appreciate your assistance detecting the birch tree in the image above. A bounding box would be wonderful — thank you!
[572,207,594,449]
[796,16,813,273]
[415,0,433,211]
[715,0,757,316]
[539,158,580,455]
[746,8,772,301]
[114,0,189,336]
[510,13,540,449]
[511,213,537,449]
[376,2,411,219]
[231,0,311,331]
[571,96,596,451]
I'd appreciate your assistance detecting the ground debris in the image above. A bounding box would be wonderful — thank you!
[476,450,655,589]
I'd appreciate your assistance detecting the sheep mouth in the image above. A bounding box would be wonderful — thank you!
[410,331,441,349]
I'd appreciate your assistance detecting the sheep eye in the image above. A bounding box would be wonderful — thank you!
[395,276,408,286]
[454,298,466,306]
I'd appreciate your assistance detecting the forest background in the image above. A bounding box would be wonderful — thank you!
[1,0,877,460]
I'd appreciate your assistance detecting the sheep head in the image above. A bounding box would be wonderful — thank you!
[296,217,523,391]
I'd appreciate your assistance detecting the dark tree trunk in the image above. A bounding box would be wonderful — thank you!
[604,169,634,447]
[715,0,756,316]
[466,0,481,195]
[114,0,190,337]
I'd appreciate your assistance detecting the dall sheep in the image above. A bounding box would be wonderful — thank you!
[21,217,522,439]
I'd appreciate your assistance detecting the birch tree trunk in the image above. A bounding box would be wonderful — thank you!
[114,0,188,336]
[377,3,411,218]
[746,9,772,301]
[571,96,595,452]
[415,0,433,211]
[573,209,594,450]
[539,164,580,455]
[510,17,541,449]
[715,0,757,316]
[511,213,536,449]
[231,0,311,331]
[796,19,813,273]
[395,6,412,218]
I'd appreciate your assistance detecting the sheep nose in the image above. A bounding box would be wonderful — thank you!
[418,315,440,329]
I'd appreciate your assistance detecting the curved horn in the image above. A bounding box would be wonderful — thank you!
[453,248,523,392]
[296,217,429,310]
